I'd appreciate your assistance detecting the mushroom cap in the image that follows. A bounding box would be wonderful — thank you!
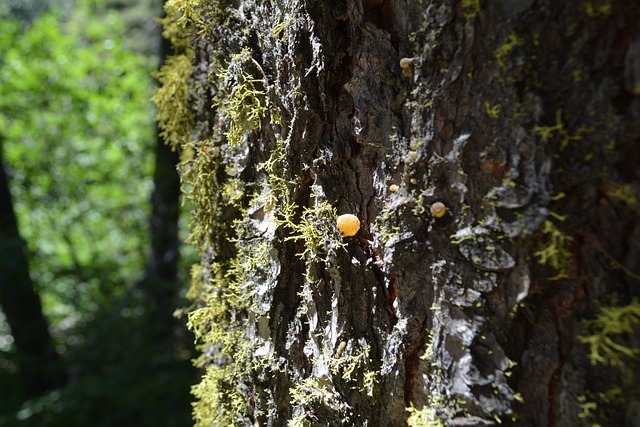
[430,202,446,218]
[399,57,414,68]
[337,214,360,237]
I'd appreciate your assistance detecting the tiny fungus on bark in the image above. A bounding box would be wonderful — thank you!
[337,214,361,237]
[399,57,415,78]
[389,184,399,192]
[399,57,414,68]
[430,202,446,218]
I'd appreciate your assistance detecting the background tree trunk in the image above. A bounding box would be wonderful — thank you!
[0,137,65,398]
[140,13,183,333]
[157,0,640,426]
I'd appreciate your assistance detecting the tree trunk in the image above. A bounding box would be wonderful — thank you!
[0,137,65,397]
[156,1,640,426]
[141,2,183,333]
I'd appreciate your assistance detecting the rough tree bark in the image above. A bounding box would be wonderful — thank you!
[0,136,65,397]
[156,0,640,426]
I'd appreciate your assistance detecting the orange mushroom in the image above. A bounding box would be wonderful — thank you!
[337,214,360,237]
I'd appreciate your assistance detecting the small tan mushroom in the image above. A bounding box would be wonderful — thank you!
[399,57,415,78]
[399,57,414,69]
[430,202,446,218]
[337,214,360,237]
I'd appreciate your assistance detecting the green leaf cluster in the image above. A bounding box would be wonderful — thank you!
[0,5,154,321]
[0,3,198,427]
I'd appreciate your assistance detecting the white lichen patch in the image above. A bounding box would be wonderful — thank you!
[458,238,515,271]
[451,225,515,271]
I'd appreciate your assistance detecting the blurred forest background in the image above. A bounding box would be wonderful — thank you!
[0,0,198,425]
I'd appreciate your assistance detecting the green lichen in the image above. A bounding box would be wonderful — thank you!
[406,404,446,427]
[411,323,461,427]
[606,183,640,209]
[411,187,430,216]
[572,68,584,82]
[257,133,297,220]
[578,387,625,427]
[580,299,640,367]
[153,54,193,151]
[164,0,208,26]
[494,32,524,72]
[533,215,574,280]
[375,201,403,245]
[289,377,336,427]
[271,13,296,39]
[362,369,379,397]
[534,109,592,151]
[485,101,501,118]
[461,0,482,20]
[328,341,377,396]
[182,146,282,426]
[179,140,229,246]
[185,219,280,427]
[158,0,196,50]
[579,387,628,427]
[282,190,343,263]
[218,49,270,147]
[583,0,612,19]
[576,299,639,426]
[153,3,289,426]
[421,329,436,362]
[186,263,204,301]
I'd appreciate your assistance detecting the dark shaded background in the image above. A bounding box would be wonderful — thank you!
[0,1,198,425]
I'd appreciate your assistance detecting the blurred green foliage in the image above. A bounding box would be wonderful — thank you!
[0,3,154,325]
[0,0,61,23]
[0,1,196,426]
